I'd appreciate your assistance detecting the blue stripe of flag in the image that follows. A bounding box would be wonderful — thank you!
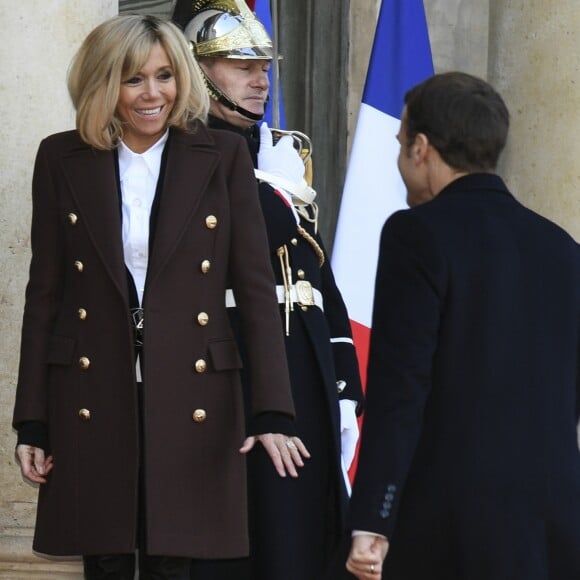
[363,0,434,118]
[254,0,286,128]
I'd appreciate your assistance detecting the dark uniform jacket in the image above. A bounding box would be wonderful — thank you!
[210,118,363,516]
[13,123,294,559]
[349,173,580,579]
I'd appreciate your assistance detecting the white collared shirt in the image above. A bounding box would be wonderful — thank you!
[118,131,168,305]
[118,132,168,381]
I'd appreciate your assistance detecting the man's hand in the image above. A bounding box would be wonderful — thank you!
[340,399,359,472]
[257,122,306,223]
[346,533,389,579]
[240,433,310,477]
[258,122,306,184]
[15,444,53,484]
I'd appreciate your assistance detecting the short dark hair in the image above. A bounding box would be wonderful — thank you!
[404,72,510,172]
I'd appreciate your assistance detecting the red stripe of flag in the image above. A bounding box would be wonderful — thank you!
[334,0,434,483]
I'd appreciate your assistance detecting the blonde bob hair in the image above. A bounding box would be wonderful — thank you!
[68,14,209,150]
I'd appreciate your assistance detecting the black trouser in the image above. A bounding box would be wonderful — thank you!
[190,557,251,580]
[83,553,190,580]
[84,554,252,580]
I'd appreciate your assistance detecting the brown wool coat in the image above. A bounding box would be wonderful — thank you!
[13,124,293,558]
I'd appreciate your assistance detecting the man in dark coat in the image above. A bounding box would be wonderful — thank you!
[346,72,580,580]
[173,2,364,579]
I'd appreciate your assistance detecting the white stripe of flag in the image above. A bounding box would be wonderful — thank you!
[331,0,434,477]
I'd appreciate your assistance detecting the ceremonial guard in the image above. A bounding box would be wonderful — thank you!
[173,2,364,579]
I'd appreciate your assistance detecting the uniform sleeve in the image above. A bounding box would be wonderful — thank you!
[257,180,299,251]
[13,139,65,430]
[317,235,364,410]
[348,209,445,538]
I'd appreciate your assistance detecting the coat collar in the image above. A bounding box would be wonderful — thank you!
[60,137,127,300]
[208,115,259,165]
[146,124,220,289]
[58,123,221,301]
[437,172,513,199]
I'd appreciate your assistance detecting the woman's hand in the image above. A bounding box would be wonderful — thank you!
[240,433,310,477]
[15,444,53,484]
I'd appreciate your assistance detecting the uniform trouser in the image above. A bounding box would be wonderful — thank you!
[244,325,340,580]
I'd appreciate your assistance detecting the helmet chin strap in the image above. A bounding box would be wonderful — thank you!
[202,69,265,123]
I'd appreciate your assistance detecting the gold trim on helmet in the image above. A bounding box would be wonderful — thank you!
[184,0,273,60]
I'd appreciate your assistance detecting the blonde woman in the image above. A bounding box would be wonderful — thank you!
[13,14,303,579]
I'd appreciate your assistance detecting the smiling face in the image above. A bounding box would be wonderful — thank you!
[116,41,177,153]
[200,57,270,128]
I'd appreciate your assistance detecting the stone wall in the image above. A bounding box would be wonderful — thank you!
[489,0,580,240]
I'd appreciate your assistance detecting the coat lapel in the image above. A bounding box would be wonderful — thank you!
[146,126,220,287]
[60,143,128,301]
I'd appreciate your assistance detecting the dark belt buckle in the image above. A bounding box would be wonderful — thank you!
[130,307,144,347]
[295,280,315,307]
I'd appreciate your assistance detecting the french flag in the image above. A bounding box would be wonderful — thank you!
[332,0,434,417]
[250,0,286,127]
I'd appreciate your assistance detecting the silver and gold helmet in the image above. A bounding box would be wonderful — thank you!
[178,0,273,122]
[184,0,273,60]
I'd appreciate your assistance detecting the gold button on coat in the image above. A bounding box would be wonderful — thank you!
[194,359,207,373]
[205,215,218,229]
[68,212,78,225]
[192,409,207,423]
[74,260,84,272]
[291,238,298,246]
[78,308,87,320]
[200,259,211,273]
[79,408,91,421]
[197,312,209,326]
[79,356,90,370]
[297,269,305,279]
[301,306,308,312]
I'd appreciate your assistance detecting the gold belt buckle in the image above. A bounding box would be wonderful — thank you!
[295,280,315,306]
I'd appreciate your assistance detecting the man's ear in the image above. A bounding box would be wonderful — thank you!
[413,133,429,162]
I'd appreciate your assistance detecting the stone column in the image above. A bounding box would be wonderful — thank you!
[489,0,580,241]
[0,2,116,577]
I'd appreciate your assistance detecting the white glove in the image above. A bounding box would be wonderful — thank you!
[257,123,314,217]
[339,398,359,495]
[341,455,352,497]
[258,121,306,184]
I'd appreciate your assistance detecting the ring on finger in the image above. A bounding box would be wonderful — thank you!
[285,439,297,450]
[370,564,375,573]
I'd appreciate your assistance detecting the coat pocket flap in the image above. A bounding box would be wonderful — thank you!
[208,338,243,371]
[46,335,76,365]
